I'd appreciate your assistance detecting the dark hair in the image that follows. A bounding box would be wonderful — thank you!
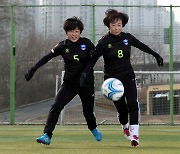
[103,9,129,28]
[63,16,84,34]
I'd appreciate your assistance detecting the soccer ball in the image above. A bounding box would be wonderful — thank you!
[101,78,124,101]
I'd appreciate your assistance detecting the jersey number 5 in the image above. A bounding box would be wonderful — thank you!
[118,50,123,58]
[73,55,79,62]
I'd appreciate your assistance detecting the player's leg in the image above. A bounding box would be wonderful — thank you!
[125,79,140,147]
[79,85,102,141]
[36,82,77,145]
[113,96,131,141]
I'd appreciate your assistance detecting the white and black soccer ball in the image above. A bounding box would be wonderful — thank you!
[101,78,124,101]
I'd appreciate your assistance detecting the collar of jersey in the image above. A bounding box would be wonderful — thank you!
[109,32,122,39]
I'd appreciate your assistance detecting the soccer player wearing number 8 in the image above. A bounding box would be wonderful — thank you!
[81,9,163,147]
[25,17,102,145]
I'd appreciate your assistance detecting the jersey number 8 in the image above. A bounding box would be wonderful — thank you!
[118,50,123,58]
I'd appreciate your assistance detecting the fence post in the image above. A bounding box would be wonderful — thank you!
[169,5,174,126]
[60,71,65,126]
[10,4,16,125]
[92,4,95,44]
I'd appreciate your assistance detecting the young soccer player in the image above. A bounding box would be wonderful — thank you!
[80,9,163,147]
[25,17,102,145]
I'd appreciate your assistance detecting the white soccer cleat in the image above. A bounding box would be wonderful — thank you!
[123,128,131,141]
[131,135,139,147]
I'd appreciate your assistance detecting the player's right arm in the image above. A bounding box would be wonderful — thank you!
[80,42,103,86]
[25,43,62,81]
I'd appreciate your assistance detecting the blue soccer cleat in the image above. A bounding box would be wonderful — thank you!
[36,133,51,145]
[91,128,102,141]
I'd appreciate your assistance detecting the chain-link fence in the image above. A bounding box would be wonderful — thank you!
[0,4,180,125]
[58,71,180,125]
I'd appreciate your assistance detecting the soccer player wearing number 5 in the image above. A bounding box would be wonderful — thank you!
[25,17,102,145]
[81,9,163,147]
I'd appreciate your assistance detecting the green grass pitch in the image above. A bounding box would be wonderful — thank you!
[0,125,179,154]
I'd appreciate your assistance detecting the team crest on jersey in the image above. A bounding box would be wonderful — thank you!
[65,48,69,53]
[81,44,86,50]
[108,43,112,48]
[123,39,129,45]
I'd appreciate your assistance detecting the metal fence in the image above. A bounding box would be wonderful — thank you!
[59,71,180,125]
[0,4,180,125]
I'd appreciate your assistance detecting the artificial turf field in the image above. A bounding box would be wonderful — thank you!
[0,125,179,154]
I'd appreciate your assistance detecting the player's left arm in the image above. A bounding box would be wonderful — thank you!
[130,34,163,67]
[80,42,103,86]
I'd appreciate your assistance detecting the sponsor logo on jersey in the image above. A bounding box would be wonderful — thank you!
[65,48,69,53]
[81,44,86,50]
[108,43,112,48]
[123,39,128,45]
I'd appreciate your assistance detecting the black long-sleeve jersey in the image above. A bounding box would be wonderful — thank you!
[32,37,95,84]
[83,32,161,82]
